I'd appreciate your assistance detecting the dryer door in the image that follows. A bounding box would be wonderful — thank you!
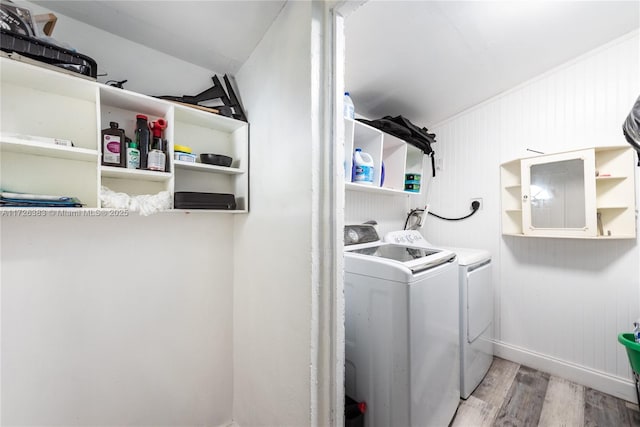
[467,261,493,343]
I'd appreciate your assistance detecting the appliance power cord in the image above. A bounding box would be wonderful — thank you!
[429,200,480,221]
[404,201,480,229]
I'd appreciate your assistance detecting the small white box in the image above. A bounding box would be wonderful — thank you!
[174,152,197,162]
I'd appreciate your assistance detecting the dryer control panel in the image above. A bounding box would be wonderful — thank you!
[385,230,426,245]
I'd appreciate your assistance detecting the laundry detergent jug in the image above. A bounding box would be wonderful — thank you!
[353,148,374,184]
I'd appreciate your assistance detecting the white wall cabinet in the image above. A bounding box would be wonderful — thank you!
[0,56,249,213]
[344,118,424,194]
[501,146,636,239]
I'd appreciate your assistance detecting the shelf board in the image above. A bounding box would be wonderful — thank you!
[101,166,172,182]
[505,209,522,213]
[596,176,626,181]
[0,138,98,162]
[345,182,418,195]
[169,209,248,214]
[596,206,629,210]
[174,160,243,175]
[502,232,635,240]
[505,184,521,190]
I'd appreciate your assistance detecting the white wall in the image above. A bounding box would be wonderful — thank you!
[16,0,222,96]
[422,31,640,401]
[232,2,315,426]
[1,214,234,425]
[344,172,430,236]
[2,3,237,425]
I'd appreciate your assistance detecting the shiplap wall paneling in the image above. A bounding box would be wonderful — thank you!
[421,31,639,401]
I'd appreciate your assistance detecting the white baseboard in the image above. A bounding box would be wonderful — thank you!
[494,340,637,404]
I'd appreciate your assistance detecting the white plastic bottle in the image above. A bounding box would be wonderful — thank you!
[353,148,374,184]
[344,92,355,119]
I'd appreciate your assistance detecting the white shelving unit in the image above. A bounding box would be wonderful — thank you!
[0,55,249,213]
[172,103,249,211]
[344,118,424,194]
[500,146,636,239]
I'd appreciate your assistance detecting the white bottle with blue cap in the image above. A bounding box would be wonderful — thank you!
[353,148,374,184]
[344,92,355,119]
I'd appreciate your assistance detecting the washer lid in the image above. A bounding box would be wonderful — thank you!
[349,244,440,261]
[348,243,456,274]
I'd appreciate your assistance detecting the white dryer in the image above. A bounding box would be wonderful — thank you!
[385,230,493,399]
[344,225,460,427]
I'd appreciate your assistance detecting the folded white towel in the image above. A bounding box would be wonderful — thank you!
[100,186,171,216]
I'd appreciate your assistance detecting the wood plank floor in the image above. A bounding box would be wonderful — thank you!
[451,357,640,427]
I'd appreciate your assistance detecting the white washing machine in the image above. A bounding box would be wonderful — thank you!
[385,230,493,399]
[344,224,460,427]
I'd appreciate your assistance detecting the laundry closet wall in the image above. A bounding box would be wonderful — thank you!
[421,31,640,401]
[232,1,317,425]
[1,1,320,425]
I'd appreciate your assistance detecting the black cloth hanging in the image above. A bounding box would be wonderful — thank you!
[358,115,437,177]
[622,95,640,166]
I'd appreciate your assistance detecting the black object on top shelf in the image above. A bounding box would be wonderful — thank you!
[157,74,247,122]
[358,115,438,177]
[0,28,98,78]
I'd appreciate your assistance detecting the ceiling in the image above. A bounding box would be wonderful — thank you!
[32,0,287,75]
[30,1,640,127]
[345,1,640,126]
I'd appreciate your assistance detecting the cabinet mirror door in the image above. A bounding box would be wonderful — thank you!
[521,149,596,237]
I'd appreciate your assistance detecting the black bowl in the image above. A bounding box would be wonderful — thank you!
[200,153,232,167]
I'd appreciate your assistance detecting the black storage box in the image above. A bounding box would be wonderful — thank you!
[0,28,98,78]
[174,192,236,210]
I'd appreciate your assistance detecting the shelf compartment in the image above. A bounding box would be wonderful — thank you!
[501,209,523,235]
[173,163,246,211]
[381,133,408,191]
[350,120,384,186]
[1,151,99,208]
[174,160,243,175]
[0,55,96,101]
[173,103,246,133]
[173,121,246,169]
[500,159,521,186]
[0,137,98,162]
[596,174,633,210]
[100,85,171,119]
[101,166,172,182]
[1,83,98,151]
